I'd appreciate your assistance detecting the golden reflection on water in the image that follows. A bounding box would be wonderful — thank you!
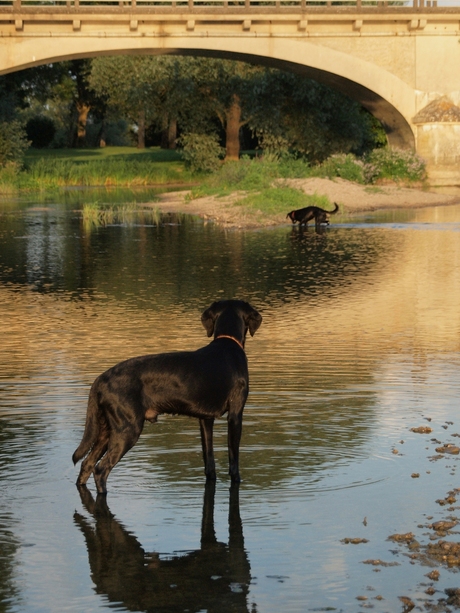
[1,219,460,394]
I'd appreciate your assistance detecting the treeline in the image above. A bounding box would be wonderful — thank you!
[0,56,387,170]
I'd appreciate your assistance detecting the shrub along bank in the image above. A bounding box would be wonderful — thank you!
[0,146,427,221]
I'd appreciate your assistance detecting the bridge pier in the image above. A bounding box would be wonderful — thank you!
[413,97,460,186]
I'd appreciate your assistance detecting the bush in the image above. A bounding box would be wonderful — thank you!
[316,153,365,183]
[193,156,311,199]
[363,148,426,183]
[254,130,291,161]
[316,149,426,184]
[0,120,30,167]
[26,116,56,148]
[178,132,224,173]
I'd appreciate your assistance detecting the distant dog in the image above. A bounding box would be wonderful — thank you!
[72,300,262,494]
[287,202,339,229]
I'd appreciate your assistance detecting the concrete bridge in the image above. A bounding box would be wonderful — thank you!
[1,0,460,184]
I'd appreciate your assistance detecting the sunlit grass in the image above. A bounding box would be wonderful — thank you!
[81,201,163,231]
[191,157,312,199]
[9,147,199,191]
[233,186,332,217]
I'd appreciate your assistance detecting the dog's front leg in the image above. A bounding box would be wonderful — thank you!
[227,413,243,483]
[199,418,216,481]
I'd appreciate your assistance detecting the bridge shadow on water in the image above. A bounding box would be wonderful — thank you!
[74,483,254,613]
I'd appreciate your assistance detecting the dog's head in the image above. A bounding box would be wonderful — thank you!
[201,300,262,346]
[286,211,297,223]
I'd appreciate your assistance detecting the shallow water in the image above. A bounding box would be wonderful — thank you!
[1,194,460,613]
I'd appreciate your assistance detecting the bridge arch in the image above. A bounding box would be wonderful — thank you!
[4,36,416,149]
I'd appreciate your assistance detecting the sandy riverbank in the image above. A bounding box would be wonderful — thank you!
[150,177,460,228]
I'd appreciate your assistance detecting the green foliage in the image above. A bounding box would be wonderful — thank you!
[0,163,21,194]
[4,144,426,199]
[26,116,56,148]
[234,186,331,215]
[193,156,311,198]
[316,153,366,184]
[254,131,291,161]
[248,71,385,163]
[363,148,427,183]
[14,146,194,190]
[0,120,30,167]
[314,149,426,184]
[178,133,225,173]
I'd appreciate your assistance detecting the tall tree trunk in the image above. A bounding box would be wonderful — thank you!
[225,94,242,161]
[137,109,146,149]
[161,118,177,150]
[75,101,91,148]
[97,119,106,148]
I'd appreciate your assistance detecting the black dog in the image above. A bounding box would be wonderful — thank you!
[287,202,339,229]
[72,300,262,494]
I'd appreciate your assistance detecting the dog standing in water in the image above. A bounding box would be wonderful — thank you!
[72,300,262,494]
[287,202,339,230]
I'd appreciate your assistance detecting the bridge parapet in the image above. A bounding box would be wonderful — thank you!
[2,0,460,10]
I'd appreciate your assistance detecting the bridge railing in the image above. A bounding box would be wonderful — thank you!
[3,0,460,9]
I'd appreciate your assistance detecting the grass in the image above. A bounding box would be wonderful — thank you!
[0,147,198,193]
[191,157,313,199]
[190,157,333,215]
[81,201,163,230]
[233,186,332,216]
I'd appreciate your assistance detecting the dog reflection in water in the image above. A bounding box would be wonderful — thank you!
[74,484,253,613]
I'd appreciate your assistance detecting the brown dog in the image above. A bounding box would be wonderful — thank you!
[72,300,262,494]
[287,202,339,229]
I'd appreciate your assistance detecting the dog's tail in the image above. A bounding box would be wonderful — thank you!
[330,203,340,214]
[72,382,100,465]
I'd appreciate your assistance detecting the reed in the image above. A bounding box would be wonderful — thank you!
[81,202,163,231]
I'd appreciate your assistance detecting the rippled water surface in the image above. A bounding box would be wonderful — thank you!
[1,194,460,613]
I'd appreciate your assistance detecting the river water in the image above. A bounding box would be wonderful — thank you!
[1,191,460,613]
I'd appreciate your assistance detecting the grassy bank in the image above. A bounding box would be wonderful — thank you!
[188,157,330,216]
[0,147,428,223]
[0,147,197,194]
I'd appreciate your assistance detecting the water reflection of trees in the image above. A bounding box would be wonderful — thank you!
[0,207,396,308]
[0,420,22,610]
[74,483,255,613]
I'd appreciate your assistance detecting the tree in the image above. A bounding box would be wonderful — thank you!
[12,62,106,148]
[185,58,263,161]
[248,69,382,162]
[90,55,191,149]
[0,72,30,165]
[69,59,105,148]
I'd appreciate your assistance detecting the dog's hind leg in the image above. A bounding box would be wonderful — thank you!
[76,421,110,487]
[199,418,216,481]
[93,422,143,494]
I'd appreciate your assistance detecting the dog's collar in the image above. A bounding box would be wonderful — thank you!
[215,335,244,350]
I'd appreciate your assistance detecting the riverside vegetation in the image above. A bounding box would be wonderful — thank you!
[0,145,428,225]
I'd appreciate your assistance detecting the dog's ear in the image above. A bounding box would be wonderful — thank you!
[246,308,262,337]
[201,302,220,337]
